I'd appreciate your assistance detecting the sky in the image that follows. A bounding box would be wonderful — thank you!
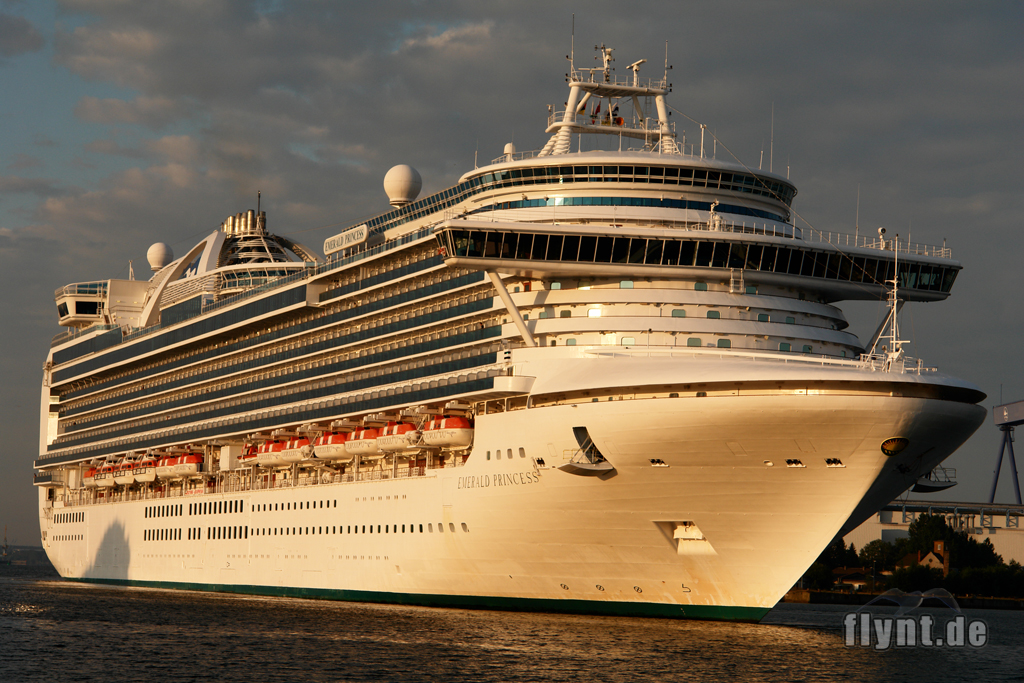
[1,1,1022,546]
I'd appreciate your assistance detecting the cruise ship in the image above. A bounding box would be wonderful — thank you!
[34,45,986,621]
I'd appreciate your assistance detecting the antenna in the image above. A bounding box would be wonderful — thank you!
[855,184,860,240]
[664,41,669,82]
[570,14,574,72]
[770,102,774,173]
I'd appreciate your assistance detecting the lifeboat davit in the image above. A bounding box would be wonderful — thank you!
[95,465,116,488]
[135,459,157,483]
[174,453,203,476]
[422,416,474,448]
[312,432,352,462]
[347,428,382,457]
[378,422,421,452]
[112,460,136,486]
[281,437,311,463]
[83,467,97,488]
[257,441,289,467]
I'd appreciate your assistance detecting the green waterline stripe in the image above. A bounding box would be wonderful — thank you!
[70,577,770,622]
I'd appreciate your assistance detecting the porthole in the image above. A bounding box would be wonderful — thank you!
[634,586,643,593]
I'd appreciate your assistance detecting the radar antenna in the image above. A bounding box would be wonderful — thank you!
[627,59,647,87]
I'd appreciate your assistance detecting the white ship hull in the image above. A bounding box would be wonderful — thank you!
[39,383,984,620]
[35,42,985,621]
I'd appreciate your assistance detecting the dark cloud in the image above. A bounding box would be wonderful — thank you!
[1,1,1022,543]
[0,174,63,197]
[0,12,43,57]
[8,153,43,170]
[74,95,191,129]
[32,132,58,147]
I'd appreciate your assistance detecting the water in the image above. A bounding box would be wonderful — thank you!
[2,566,1022,682]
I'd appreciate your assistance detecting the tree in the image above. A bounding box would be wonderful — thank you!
[803,562,834,591]
[906,514,1002,570]
[817,538,859,569]
[859,539,898,572]
[890,564,944,592]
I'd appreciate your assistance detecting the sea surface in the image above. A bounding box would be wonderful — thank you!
[2,565,1022,682]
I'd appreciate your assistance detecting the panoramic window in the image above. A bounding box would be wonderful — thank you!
[687,338,701,347]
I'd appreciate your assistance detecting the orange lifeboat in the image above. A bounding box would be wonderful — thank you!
[257,441,289,467]
[347,428,382,457]
[83,467,97,488]
[422,416,474,448]
[312,432,352,462]
[377,422,421,452]
[135,458,157,483]
[95,464,116,488]
[174,452,203,476]
[112,460,135,486]
[156,456,176,478]
[239,444,258,466]
[281,437,311,463]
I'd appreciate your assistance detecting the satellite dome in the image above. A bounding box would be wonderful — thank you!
[147,242,174,271]
[383,164,422,208]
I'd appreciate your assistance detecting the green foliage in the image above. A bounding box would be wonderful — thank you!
[944,563,1024,598]
[847,515,1019,597]
[816,538,859,569]
[803,562,834,591]
[906,514,1002,569]
[890,565,945,592]
[859,539,900,571]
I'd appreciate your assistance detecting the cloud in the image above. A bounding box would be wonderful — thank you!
[84,138,148,158]
[74,94,189,129]
[8,153,43,170]
[33,132,58,147]
[398,21,494,53]
[0,175,63,197]
[0,2,1021,556]
[0,12,43,57]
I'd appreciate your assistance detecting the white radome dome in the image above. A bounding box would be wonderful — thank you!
[383,164,422,207]
[147,242,174,271]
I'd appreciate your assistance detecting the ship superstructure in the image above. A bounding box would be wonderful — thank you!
[34,46,985,621]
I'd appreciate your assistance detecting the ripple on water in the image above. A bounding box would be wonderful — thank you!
[1,571,1022,682]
